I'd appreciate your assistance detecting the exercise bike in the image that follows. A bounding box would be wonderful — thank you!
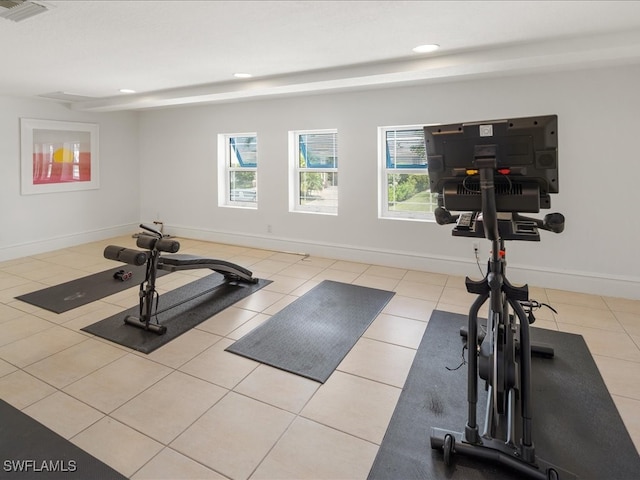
[424,116,577,479]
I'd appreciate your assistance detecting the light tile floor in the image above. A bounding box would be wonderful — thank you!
[1,235,639,479]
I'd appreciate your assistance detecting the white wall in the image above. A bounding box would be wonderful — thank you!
[0,96,140,260]
[138,64,640,299]
[3,66,636,298]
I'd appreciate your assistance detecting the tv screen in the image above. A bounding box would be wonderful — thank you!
[424,115,558,212]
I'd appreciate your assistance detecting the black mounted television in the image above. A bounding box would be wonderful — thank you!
[424,115,558,213]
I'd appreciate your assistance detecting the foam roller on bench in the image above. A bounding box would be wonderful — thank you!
[103,245,148,266]
[135,234,180,253]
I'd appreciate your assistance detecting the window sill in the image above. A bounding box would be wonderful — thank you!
[220,203,258,210]
[378,214,435,223]
[290,208,337,216]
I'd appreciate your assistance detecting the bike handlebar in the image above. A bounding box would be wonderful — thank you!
[513,212,565,234]
[434,207,459,225]
[434,207,565,234]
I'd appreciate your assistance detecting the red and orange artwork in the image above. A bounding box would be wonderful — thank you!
[32,129,91,185]
[32,146,91,184]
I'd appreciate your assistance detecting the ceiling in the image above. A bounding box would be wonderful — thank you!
[2,0,640,112]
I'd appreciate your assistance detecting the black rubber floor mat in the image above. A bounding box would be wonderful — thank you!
[0,399,126,479]
[225,280,395,383]
[368,310,640,480]
[82,274,270,354]
[15,265,168,314]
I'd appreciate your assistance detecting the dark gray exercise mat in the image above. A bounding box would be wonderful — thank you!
[225,280,395,383]
[368,310,640,480]
[0,399,126,480]
[15,265,168,314]
[82,274,271,354]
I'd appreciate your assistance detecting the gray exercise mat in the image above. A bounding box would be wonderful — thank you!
[225,280,395,383]
[368,310,640,479]
[82,274,270,354]
[0,399,126,479]
[15,265,168,314]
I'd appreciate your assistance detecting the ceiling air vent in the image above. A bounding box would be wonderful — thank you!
[0,0,49,22]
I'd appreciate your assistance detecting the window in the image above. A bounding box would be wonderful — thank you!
[379,126,437,220]
[289,129,338,214]
[218,133,257,208]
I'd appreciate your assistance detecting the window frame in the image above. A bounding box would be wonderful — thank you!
[378,125,436,221]
[288,129,338,215]
[217,133,258,209]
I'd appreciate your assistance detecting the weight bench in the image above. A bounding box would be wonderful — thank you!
[104,224,257,334]
[158,254,256,283]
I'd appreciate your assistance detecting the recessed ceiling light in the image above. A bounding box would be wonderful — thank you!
[412,44,440,53]
[119,88,136,94]
[233,73,253,79]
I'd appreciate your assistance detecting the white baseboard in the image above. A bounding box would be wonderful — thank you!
[167,224,640,301]
[0,223,139,262]
[3,222,636,301]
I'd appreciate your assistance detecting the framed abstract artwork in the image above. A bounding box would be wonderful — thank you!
[20,118,99,195]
